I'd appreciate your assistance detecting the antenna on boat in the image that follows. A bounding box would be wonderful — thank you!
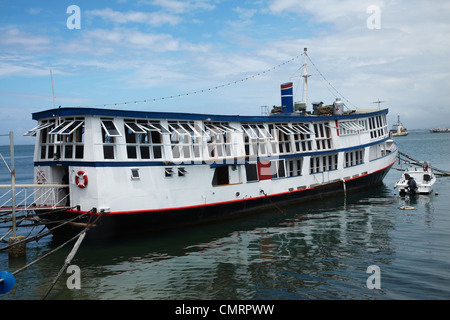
[372,99,384,109]
[50,69,56,108]
[302,48,311,106]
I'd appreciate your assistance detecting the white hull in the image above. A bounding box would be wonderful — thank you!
[394,167,436,195]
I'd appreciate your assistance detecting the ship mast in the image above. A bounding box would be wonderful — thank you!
[302,48,311,106]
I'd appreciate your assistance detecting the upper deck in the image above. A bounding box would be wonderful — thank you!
[28,107,390,166]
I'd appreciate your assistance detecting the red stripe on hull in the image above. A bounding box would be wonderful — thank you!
[67,159,396,216]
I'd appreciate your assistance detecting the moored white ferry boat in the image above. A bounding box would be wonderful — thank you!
[27,56,399,239]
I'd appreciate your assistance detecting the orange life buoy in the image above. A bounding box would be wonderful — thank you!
[75,171,88,188]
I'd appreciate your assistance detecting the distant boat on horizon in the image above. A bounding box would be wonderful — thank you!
[391,115,408,136]
[430,127,450,133]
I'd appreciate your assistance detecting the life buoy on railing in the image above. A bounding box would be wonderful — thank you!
[36,169,46,184]
[75,171,88,188]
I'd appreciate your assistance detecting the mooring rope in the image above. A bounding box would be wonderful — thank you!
[0,211,91,251]
[397,151,450,176]
[3,208,102,299]
[41,210,103,300]
[260,189,286,214]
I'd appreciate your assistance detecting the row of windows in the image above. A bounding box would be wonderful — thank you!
[244,157,304,183]
[368,115,388,139]
[310,154,338,174]
[37,118,85,160]
[34,117,385,162]
[345,149,364,167]
[338,115,388,139]
[211,149,364,185]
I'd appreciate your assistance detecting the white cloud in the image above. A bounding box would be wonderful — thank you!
[151,0,216,13]
[87,8,182,26]
[1,1,450,130]
[0,28,50,50]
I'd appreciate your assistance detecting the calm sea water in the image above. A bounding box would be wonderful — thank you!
[1,131,449,301]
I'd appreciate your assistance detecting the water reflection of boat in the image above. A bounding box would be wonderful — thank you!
[390,115,408,136]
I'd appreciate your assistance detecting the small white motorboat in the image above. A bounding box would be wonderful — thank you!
[394,163,436,195]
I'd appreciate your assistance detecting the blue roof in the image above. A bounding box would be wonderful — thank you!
[32,107,389,122]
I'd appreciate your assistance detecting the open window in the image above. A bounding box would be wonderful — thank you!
[101,120,122,137]
[124,121,146,133]
[60,120,84,135]
[49,121,72,135]
[24,121,55,136]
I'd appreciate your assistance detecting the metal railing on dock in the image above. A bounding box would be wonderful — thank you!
[0,131,102,299]
[0,184,70,212]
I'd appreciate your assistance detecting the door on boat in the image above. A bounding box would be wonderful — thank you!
[52,166,70,207]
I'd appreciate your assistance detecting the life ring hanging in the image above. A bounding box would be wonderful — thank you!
[75,171,88,188]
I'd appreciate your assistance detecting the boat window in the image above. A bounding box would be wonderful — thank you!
[125,122,146,133]
[103,146,114,159]
[169,122,190,136]
[75,145,84,159]
[178,167,187,177]
[339,120,366,136]
[127,146,137,159]
[242,124,259,139]
[64,145,73,159]
[245,163,258,182]
[287,158,303,177]
[146,122,170,134]
[313,122,332,151]
[277,130,291,154]
[140,146,150,159]
[292,123,313,135]
[49,121,72,135]
[205,122,233,160]
[345,149,364,167]
[165,168,174,177]
[101,120,121,137]
[37,118,84,160]
[271,159,286,179]
[131,168,140,180]
[212,166,229,186]
[368,115,388,140]
[276,124,296,135]
[24,121,55,136]
[59,120,84,135]
[205,123,223,135]
[256,124,272,139]
[310,153,338,174]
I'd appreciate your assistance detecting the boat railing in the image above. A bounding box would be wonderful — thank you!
[0,184,70,212]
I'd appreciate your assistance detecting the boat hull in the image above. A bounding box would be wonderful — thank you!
[39,162,394,240]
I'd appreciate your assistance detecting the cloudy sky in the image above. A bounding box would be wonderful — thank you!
[1,0,449,144]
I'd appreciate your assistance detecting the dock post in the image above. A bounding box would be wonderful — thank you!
[8,236,26,259]
[6,131,26,259]
[10,131,16,238]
